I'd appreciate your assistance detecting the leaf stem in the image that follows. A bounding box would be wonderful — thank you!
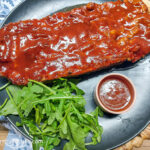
[6,88,23,118]
[58,103,71,128]
[29,80,56,95]
[32,96,83,104]
[0,98,8,110]
[0,82,10,91]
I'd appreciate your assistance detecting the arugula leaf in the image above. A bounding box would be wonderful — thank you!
[30,84,43,94]
[66,114,86,150]
[60,119,68,136]
[63,140,75,150]
[0,100,18,115]
[0,78,103,150]
[45,101,51,116]
[69,81,85,95]
[48,113,55,125]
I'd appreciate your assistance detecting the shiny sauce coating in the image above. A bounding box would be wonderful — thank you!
[0,0,150,85]
[99,78,131,111]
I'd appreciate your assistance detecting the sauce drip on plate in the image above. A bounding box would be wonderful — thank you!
[99,78,131,111]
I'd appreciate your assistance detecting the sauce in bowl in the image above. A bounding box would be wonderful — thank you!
[99,78,131,111]
[95,73,136,114]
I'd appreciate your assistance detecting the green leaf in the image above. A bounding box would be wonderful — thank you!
[35,106,42,125]
[72,104,84,122]
[30,84,43,94]
[41,121,48,130]
[45,101,51,116]
[7,85,22,105]
[32,137,42,150]
[59,119,68,139]
[1,79,103,150]
[67,114,86,150]
[48,113,55,125]
[82,114,103,145]
[16,121,23,127]
[0,100,18,115]
[61,119,68,135]
[69,82,85,95]
[53,137,61,146]
[42,126,56,133]
[98,107,104,117]
[29,80,56,94]
[63,140,75,150]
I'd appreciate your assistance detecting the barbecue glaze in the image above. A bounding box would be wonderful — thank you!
[0,0,149,85]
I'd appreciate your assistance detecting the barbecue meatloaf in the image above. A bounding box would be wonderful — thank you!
[0,0,150,85]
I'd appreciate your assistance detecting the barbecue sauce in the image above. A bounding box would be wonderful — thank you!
[0,0,149,85]
[99,78,131,111]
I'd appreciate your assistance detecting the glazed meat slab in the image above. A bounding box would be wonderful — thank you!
[0,0,150,85]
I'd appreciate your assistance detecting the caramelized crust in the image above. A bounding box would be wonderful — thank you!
[0,0,150,85]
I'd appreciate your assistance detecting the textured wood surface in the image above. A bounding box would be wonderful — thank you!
[0,125,8,150]
[115,125,150,150]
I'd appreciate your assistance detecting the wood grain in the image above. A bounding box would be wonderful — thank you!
[115,125,150,150]
[0,125,8,150]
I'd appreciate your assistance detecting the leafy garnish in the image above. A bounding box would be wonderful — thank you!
[0,82,10,91]
[0,79,103,150]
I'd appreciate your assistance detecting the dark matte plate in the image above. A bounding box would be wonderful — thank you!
[0,0,150,149]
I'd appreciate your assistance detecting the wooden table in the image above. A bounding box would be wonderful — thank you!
[0,125,150,150]
[0,126,9,150]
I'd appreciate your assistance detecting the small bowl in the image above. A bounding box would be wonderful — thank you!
[94,73,136,114]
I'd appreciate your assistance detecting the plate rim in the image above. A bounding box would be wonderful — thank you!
[0,0,26,28]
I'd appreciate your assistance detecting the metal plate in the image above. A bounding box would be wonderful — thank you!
[0,0,150,149]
